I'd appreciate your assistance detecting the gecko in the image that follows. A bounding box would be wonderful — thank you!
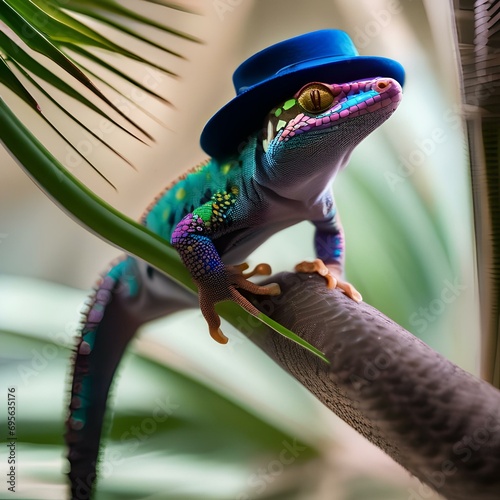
[65,30,404,499]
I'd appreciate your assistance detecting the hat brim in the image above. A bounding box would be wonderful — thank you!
[200,56,405,158]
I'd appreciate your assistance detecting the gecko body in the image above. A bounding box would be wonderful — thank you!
[66,30,404,499]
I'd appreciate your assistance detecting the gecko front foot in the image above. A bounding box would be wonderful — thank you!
[199,262,281,344]
[295,258,362,303]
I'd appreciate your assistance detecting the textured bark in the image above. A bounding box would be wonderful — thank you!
[246,272,500,500]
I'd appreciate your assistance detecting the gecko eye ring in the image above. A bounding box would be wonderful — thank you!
[297,83,336,114]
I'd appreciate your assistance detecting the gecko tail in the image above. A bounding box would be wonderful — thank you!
[66,257,141,500]
[65,257,196,499]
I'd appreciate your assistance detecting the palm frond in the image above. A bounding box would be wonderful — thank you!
[0,0,200,186]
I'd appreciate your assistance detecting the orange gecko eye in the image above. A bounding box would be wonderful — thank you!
[297,83,335,114]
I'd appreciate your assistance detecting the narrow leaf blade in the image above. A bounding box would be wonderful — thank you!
[1,1,152,139]
[0,55,40,111]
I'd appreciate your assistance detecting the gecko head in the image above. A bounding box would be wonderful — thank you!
[200,30,405,165]
[261,77,403,167]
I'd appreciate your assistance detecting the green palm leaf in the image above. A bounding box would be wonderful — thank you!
[0,0,200,185]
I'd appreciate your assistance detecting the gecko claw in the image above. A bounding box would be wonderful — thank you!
[295,258,362,302]
[210,327,229,344]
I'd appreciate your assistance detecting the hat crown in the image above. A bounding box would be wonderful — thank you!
[233,30,359,95]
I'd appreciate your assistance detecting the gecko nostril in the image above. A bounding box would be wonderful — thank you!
[374,79,392,93]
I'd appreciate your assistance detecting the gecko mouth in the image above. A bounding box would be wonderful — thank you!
[263,78,402,151]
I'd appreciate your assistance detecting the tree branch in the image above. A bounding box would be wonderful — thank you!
[246,272,500,500]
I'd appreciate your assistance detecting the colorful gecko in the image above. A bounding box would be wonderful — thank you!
[65,30,404,499]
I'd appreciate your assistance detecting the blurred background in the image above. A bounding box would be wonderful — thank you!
[0,1,478,499]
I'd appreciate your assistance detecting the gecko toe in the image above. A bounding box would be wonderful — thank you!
[336,281,363,302]
[295,259,362,302]
[229,262,273,278]
[247,263,272,277]
[210,327,228,344]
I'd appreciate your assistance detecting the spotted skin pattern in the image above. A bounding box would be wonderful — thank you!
[171,187,239,279]
[66,77,403,499]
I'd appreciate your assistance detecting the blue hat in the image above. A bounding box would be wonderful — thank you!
[200,29,405,158]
